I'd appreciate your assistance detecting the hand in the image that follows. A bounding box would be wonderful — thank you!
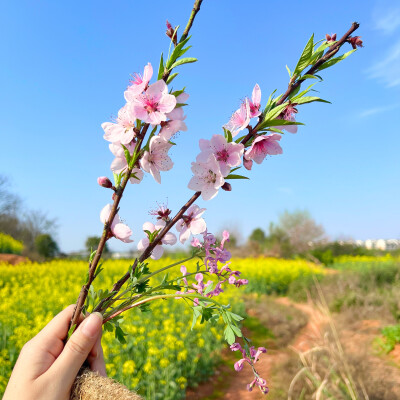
[3,305,106,400]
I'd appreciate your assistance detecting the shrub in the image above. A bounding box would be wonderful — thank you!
[0,233,23,255]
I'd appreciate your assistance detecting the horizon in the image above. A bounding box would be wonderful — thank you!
[1,0,399,252]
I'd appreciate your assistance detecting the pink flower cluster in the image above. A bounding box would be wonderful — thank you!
[231,343,269,395]
[101,62,189,185]
[188,83,300,198]
[188,135,244,200]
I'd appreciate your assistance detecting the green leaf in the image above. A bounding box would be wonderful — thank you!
[235,135,247,144]
[224,325,236,345]
[115,326,127,344]
[309,40,334,65]
[294,96,330,105]
[226,129,233,143]
[166,72,179,84]
[89,250,97,263]
[294,34,314,75]
[301,74,318,80]
[121,144,131,165]
[103,321,113,332]
[157,53,165,80]
[170,57,197,70]
[229,312,244,322]
[166,36,191,69]
[191,308,201,329]
[268,127,284,134]
[261,119,304,128]
[317,49,356,72]
[225,174,249,180]
[229,166,241,173]
[67,324,76,339]
[286,65,292,77]
[231,324,243,337]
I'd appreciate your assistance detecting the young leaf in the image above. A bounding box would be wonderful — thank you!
[316,49,356,72]
[157,53,165,80]
[294,96,330,105]
[121,144,131,165]
[294,34,314,75]
[225,174,249,180]
[115,326,127,344]
[167,72,179,84]
[170,57,197,69]
[286,65,292,77]
[224,325,236,345]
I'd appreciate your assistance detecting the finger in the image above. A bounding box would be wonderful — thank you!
[88,333,107,377]
[49,312,103,387]
[31,305,84,360]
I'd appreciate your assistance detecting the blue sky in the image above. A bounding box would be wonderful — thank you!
[0,0,399,252]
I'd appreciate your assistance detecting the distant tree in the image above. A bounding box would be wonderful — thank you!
[85,236,110,254]
[267,210,325,257]
[35,234,59,259]
[249,228,266,245]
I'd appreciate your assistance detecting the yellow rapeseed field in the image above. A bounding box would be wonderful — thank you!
[0,257,322,399]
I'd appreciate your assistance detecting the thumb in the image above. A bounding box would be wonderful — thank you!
[50,312,103,387]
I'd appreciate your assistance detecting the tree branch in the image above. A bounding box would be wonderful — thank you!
[239,22,360,146]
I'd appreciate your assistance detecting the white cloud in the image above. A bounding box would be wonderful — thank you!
[374,7,400,35]
[358,103,400,118]
[277,187,293,195]
[367,39,400,87]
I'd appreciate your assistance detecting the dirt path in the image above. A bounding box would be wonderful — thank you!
[0,253,29,265]
[186,297,327,400]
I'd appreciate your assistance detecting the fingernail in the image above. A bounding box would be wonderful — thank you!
[81,312,103,338]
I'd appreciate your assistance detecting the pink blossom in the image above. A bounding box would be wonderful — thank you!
[124,63,153,102]
[188,154,225,201]
[100,204,133,243]
[276,103,298,134]
[180,265,189,286]
[191,237,201,247]
[159,119,187,141]
[249,84,261,118]
[196,134,244,177]
[224,99,251,137]
[109,142,144,184]
[133,80,176,125]
[102,104,137,145]
[149,202,172,222]
[137,220,177,260]
[140,136,173,184]
[244,134,283,168]
[207,281,224,298]
[192,273,213,295]
[166,92,189,121]
[176,204,207,244]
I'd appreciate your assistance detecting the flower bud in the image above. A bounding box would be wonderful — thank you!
[221,182,232,191]
[348,35,363,49]
[97,176,112,189]
[243,158,253,171]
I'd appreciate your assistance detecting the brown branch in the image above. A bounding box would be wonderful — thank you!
[69,126,148,330]
[239,22,360,147]
[93,191,201,313]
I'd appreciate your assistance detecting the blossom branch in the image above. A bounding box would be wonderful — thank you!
[93,191,201,313]
[239,21,360,146]
[69,0,204,331]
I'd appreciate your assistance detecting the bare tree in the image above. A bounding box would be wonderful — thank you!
[269,210,325,256]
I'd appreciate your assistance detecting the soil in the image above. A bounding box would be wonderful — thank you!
[186,296,400,400]
[0,253,29,265]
